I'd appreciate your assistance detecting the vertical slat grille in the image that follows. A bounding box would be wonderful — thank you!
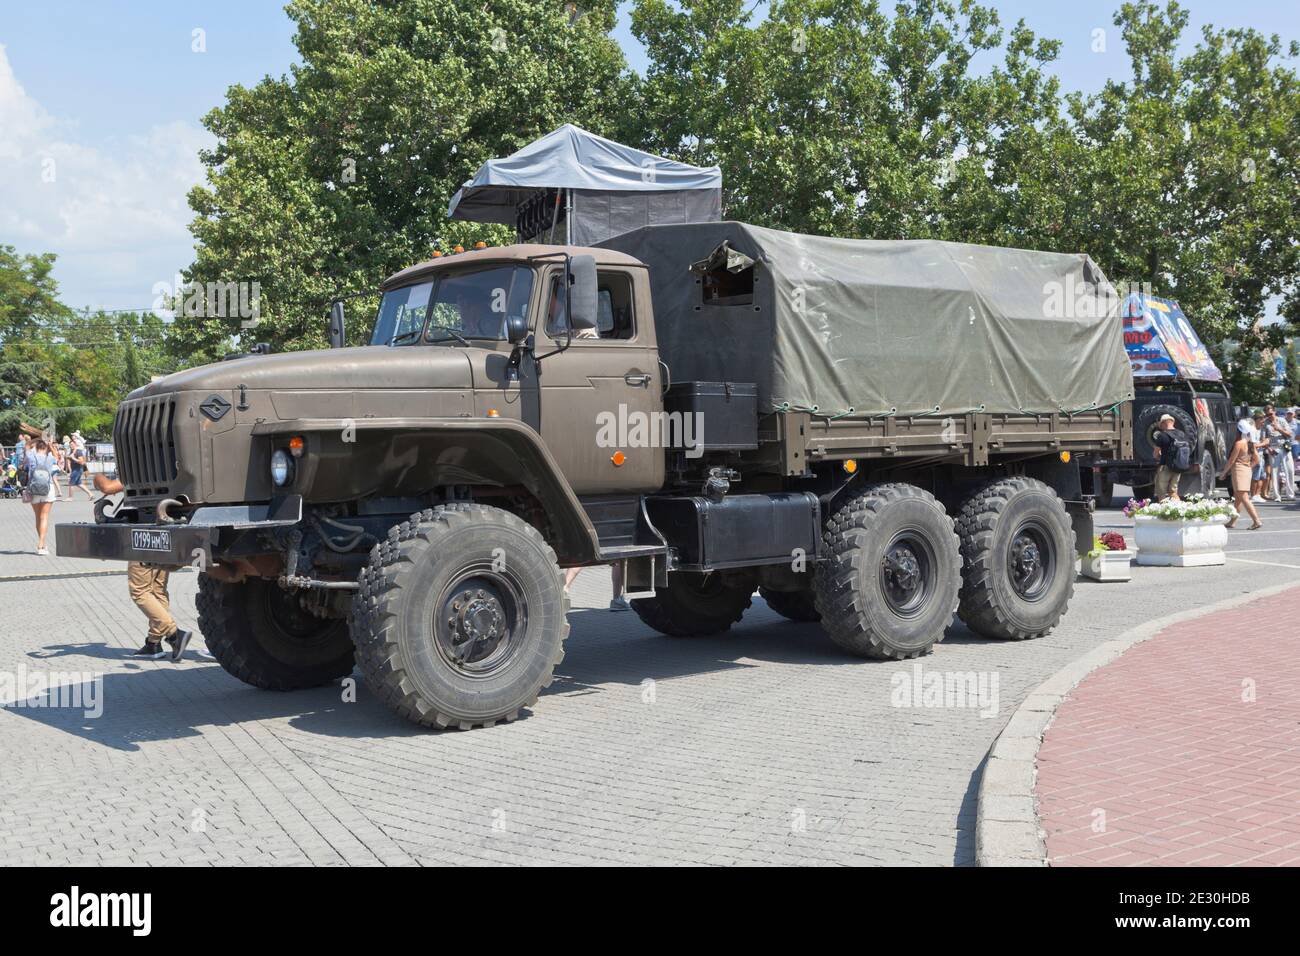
[113,395,178,497]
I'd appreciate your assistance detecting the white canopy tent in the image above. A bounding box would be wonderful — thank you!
[447,124,722,245]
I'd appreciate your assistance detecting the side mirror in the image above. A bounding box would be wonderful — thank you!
[328,300,346,349]
[568,254,598,333]
[506,313,529,344]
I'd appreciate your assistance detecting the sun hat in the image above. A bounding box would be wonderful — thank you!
[1158,414,1176,424]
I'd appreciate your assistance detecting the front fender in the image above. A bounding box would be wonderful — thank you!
[252,417,600,563]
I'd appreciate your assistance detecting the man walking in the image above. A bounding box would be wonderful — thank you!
[1151,413,1189,501]
[92,473,193,660]
[1266,408,1295,500]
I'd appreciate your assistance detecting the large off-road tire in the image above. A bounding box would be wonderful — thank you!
[956,477,1075,641]
[349,503,567,730]
[812,483,961,660]
[758,586,821,622]
[1182,447,1216,498]
[196,575,355,690]
[631,570,755,636]
[1134,403,1196,462]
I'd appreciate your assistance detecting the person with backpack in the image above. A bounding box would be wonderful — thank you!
[1151,413,1191,501]
[22,437,59,554]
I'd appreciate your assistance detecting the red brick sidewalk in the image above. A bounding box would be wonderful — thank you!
[1037,586,1300,866]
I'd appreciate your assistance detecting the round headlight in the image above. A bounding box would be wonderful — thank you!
[271,449,294,486]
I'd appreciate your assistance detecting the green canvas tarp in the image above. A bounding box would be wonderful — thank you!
[597,222,1135,419]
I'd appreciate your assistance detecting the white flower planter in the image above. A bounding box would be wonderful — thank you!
[1133,514,1229,567]
[1081,549,1133,582]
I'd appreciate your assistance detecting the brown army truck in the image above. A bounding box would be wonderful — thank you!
[57,222,1134,730]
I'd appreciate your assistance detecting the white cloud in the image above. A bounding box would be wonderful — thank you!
[0,43,211,310]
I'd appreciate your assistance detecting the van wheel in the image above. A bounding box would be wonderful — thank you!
[196,575,354,690]
[813,483,960,659]
[350,504,568,730]
[631,570,755,636]
[759,586,821,622]
[956,477,1075,641]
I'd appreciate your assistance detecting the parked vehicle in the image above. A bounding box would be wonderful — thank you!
[56,222,1132,729]
[1083,294,1232,503]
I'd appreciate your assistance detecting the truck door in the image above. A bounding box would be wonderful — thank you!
[535,265,664,494]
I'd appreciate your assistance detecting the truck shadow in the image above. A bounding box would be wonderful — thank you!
[9,606,1007,749]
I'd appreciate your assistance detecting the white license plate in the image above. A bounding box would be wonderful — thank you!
[131,529,172,553]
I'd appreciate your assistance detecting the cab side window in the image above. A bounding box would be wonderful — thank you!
[544,270,635,341]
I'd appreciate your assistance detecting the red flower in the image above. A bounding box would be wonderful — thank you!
[1099,531,1127,552]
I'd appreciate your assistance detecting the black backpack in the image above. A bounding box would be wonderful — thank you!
[1168,431,1193,472]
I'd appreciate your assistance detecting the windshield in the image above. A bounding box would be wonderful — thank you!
[371,265,535,346]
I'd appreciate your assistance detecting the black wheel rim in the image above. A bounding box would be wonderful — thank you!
[1006,520,1055,602]
[878,530,936,619]
[433,564,526,677]
[261,582,336,648]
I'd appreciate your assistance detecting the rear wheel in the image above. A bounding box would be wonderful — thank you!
[632,570,755,636]
[350,503,568,730]
[956,477,1075,641]
[812,483,960,659]
[759,586,821,622]
[196,575,355,690]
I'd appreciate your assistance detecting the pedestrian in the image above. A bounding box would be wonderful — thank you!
[1250,411,1268,501]
[563,563,631,611]
[1265,408,1296,500]
[1151,413,1189,501]
[1220,423,1262,530]
[91,473,194,660]
[65,436,95,502]
[22,437,59,554]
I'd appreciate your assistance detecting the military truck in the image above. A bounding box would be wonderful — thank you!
[57,222,1133,730]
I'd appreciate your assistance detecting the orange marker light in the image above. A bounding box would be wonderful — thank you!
[842,458,858,474]
[432,250,443,258]
[486,409,500,418]
[1059,451,1071,464]
[611,451,626,467]
[453,244,464,254]
[474,241,487,249]
[288,436,305,458]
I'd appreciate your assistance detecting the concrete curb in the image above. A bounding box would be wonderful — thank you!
[974,579,1300,867]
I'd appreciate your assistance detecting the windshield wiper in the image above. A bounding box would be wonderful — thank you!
[388,328,425,346]
[426,326,471,346]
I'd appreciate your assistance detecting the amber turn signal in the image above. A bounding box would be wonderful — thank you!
[288,436,305,458]
[1059,451,1071,463]
[842,458,858,474]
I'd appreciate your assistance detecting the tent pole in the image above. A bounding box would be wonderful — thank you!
[565,188,573,245]
[546,189,562,244]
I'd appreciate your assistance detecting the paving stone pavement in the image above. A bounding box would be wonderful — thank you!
[1,495,1297,866]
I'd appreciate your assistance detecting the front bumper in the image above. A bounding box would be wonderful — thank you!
[55,495,304,566]
[56,521,214,567]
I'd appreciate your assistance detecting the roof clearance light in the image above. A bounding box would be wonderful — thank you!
[486,409,500,418]
[453,244,465,254]
[432,250,443,258]
[474,241,487,249]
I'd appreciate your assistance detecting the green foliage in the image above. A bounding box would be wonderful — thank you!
[181,0,631,354]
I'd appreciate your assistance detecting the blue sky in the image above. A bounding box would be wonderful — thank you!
[1,1,1298,309]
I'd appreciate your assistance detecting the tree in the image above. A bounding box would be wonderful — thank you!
[182,0,631,355]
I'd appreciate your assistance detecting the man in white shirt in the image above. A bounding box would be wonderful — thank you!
[1266,408,1295,500]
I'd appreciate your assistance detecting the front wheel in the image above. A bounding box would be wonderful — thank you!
[196,575,355,690]
[956,477,1075,641]
[350,504,568,730]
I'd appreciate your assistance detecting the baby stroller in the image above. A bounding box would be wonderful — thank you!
[0,462,21,498]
